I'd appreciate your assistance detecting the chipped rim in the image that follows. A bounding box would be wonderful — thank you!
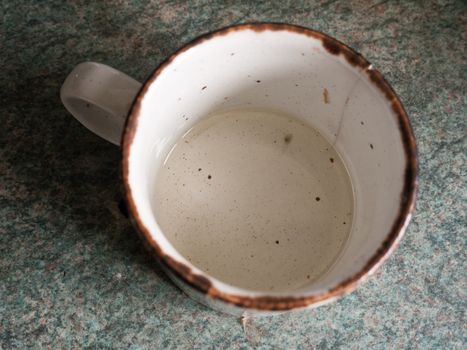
[121,23,418,311]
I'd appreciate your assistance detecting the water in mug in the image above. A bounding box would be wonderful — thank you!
[154,109,353,292]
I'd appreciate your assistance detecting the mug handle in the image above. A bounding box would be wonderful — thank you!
[60,62,142,145]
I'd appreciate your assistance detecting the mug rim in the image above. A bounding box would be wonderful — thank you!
[121,22,418,311]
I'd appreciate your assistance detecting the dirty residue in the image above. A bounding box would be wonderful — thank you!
[154,108,353,292]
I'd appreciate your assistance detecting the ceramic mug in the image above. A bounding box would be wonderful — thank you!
[61,23,417,315]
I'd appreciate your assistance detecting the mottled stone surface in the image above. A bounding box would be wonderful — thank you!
[1,0,466,348]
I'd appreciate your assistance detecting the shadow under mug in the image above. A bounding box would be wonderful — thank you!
[61,23,418,316]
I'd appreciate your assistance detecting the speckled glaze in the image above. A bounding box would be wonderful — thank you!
[119,23,416,314]
[59,23,416,315]
[1,0,465,348]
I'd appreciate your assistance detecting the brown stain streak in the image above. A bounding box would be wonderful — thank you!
[323,88,330,104]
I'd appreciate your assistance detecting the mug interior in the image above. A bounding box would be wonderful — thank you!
[123,25,416,302]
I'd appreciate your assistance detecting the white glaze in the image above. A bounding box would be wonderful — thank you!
[61,26,414,315]
[61,62,141,145]
[128,28,406,300]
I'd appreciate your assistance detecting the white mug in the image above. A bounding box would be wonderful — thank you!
[61,23,418,315]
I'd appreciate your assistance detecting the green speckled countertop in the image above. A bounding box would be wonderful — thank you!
[1,1,466,348]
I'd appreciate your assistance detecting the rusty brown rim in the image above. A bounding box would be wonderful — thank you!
[121,23,418,311]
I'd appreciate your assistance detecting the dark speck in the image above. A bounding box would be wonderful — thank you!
[198,168,202,171]
[256,80,261,83]
[307,275,310,279]
[284,134,293,144]
[343,221,346,225]
[330,157,334,163]
[360,121,364,125]
[201,86,207,90]
[275,240,279,244]
[370,143,374,149]
[208,175,212,179]
[230,53,235,56]
[315,197,321,201]
[86,103,90,108]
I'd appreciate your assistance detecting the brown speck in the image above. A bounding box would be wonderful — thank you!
[256,80,261,83]
[315,197,321,201]
[86,103,90,108]
[307,275,310,279]
[275,240,279,244]
[273,140,277,144]
[201,86,207,90]
[295,83,299,87]
[284,134,293,144]
[198,168,202,171]
[370,143,374,149]
[250,254,254,258]
[330,157,334,163]
[323,88,330,104]
[360,121,364,125]
[343,221,346,225]
[224,96,229,100]
[208,175,212,179]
